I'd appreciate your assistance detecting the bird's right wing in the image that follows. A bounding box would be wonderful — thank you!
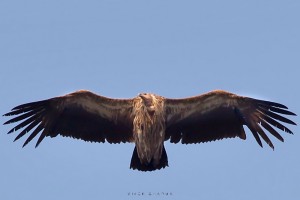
[164,90,296,149]
[4,90,135,147]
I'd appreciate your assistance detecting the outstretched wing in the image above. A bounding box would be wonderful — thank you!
[4,90,134,147]
[165,90,296,149]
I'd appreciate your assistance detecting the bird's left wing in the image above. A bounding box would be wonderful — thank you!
[165,90,296,149]
[4,90,134,147]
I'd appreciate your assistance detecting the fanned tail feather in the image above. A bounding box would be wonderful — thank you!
[130,146,168,171]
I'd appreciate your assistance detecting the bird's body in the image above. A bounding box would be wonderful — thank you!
[3,90,296,171]
[132,93,166,167]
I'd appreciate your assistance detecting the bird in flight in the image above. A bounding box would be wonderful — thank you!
[3,90,296,171]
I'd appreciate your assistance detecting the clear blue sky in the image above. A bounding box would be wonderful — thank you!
[0,1,299,200]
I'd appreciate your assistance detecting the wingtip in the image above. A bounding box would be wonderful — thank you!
[285,128,294,135]
[257,99,288,109]
[3,110,14,116]
[269,143,274,150]
[22,139,30,148]
[285,120,297,126]
[7,129,15,134]
[290,111,297,116]
[22,142,28,148]
[35,141,41,148]
[3,120,10,125]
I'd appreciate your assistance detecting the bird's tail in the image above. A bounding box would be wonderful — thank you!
[130,146,168,172]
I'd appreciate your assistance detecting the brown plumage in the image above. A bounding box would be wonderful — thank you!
[3,90,297,171]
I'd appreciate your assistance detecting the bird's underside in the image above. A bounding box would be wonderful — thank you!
[3,90,297,171]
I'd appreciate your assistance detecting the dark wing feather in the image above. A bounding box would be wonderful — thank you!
[3,90,134,147]
[165,90,296,149]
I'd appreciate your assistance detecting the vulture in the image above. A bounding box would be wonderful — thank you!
[3,90,297,171]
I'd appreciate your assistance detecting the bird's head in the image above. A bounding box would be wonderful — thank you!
[138,93,154,107]
[138,93,157,116]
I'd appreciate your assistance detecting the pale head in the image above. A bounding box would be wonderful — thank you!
[138,93,155,107]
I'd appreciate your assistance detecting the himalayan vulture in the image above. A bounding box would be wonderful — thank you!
[3,90,297,171]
